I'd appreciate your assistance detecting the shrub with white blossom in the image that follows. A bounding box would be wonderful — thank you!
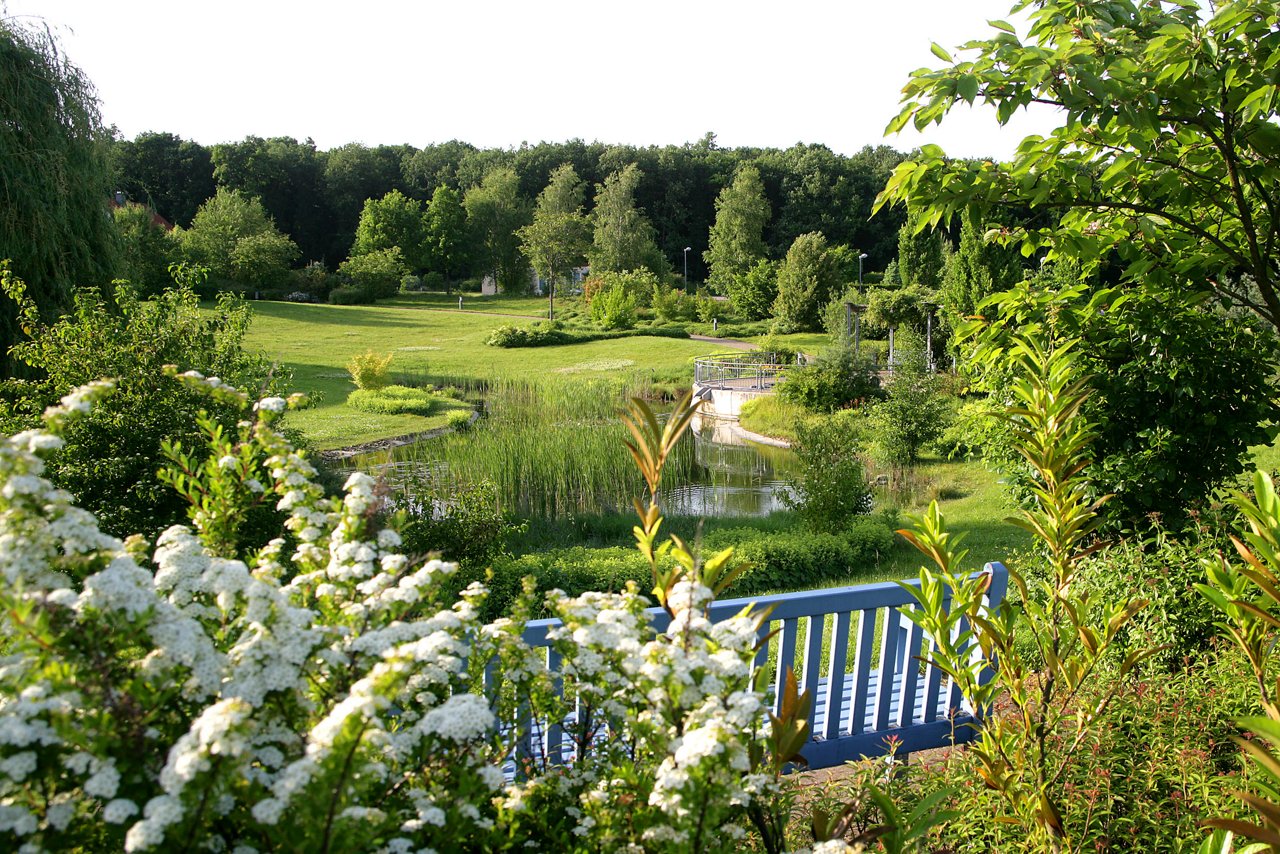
[0,376,865,852]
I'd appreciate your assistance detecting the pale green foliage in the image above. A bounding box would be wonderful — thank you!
[175,188,299,288]
[463,167,532,292]
[772,232,839,331]
[338,246,408,299]
[588,164,669,277]
[346,349,394,390]
[589,286,638,330]
[351,189,428,270]
[877,0,1280,333]
[517,165,590,298]
[902,335,1153,852]
[730,259,779,322]
[705,164,771,296]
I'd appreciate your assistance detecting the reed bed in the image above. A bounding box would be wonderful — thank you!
[397,377,699,519]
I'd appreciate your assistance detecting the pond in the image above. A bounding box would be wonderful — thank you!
[344,404,797,521]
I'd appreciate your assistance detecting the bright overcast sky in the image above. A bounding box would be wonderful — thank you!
[7,0,1063,160]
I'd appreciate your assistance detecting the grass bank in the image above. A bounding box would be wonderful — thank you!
[242,296,729,449]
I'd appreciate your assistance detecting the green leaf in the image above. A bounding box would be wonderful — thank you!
[988,19,1016,34]
[930,42,953,63]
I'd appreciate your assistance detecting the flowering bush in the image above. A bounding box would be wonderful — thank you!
[0,378,858,852]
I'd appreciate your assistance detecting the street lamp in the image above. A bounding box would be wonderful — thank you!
[858,252,868,287]
[683,247,691,291]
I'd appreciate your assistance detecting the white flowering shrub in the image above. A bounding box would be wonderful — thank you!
[0,378,849,852]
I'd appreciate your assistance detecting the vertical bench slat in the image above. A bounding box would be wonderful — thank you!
[874,606,901,732]
[848,609,877,735]
[896,608,926,728]
[755,619,772,671]
[821,611,852,740]
[800,614,825,734]
[921,596,949,723]
[774,617,799,716]
[544,647,564,765]
[948,614,971,714]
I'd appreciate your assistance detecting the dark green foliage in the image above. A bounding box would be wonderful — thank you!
[423,185,468,284]
[783,411,875,533]
[175,188,300,290]
[346,385,442,416]
[971,279,1280,532]
[463,167,531,293]
[111,131,216,227]
[399,478,508,573]
[113,204,175,298]
[0,18,119,376]
[830,647,1258,852]
[588,164,669,277]
[328,285,374,305]
[0,272,285,540]
[1075,529,1222,671]
[479,516,897,618]
[777,347,882,413]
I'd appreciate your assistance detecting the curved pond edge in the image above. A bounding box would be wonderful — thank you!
[319,410,481,461]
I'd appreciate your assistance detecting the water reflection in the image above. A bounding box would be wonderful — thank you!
[658,420,796,518]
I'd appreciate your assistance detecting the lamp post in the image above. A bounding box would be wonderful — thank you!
[683,246,691,292]
[858,252,868,287]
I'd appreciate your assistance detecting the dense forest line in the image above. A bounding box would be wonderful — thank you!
[109,132,915,281]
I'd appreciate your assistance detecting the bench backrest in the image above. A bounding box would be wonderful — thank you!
[516,562,1008,770]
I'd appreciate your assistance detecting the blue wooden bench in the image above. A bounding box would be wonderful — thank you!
[510,562,1008,771]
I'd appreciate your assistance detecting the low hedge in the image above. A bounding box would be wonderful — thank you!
[346,385,442,416]
[478,515,898,618]
[486,321,690,348]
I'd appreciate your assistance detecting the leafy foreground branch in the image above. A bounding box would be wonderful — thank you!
[0,376,897,852]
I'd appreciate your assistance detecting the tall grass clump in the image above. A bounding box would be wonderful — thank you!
[400,377,698,518]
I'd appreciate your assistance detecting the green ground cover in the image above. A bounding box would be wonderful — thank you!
[378,292,551,316]
[243,297,729,449]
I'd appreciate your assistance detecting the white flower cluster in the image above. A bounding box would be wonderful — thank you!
[0,380,805,853]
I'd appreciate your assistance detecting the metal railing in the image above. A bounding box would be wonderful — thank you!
[693,352,796,390]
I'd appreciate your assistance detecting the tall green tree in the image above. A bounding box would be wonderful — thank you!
[351,190,429,271]
[424,185,468,287]
[211,136,331,263]
[0,17,119,374]
[175,188,299,289]
[517,165,591,318]
[463,167,531,293]
[588,164,669,276]
[705,164,771,302]
[322,143,410,257]
[773,232,840,331]
[876,0,1280,334]
[111,131,216,227]
[940,210,1025,331]
[896,210,945,289]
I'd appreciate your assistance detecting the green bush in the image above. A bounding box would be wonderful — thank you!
[328,285,372,305]
[446,409,473,431]
[346,384,440,416]
[777,346,882,413]
[0,274,285,540]
[399,478,508,573]
[783,410,875,533]
[485,321,570,347]
[338,246,409,299]
[651,283,695,322]
[590,285,638,330]
[868,329,951,466]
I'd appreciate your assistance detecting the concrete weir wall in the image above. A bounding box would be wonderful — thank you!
[692,383,772,421]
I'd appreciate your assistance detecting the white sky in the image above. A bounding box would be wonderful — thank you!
[8,0,1063,160]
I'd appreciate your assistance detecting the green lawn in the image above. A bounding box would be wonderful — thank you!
[378,292,551,316]
[244,298,731,449]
